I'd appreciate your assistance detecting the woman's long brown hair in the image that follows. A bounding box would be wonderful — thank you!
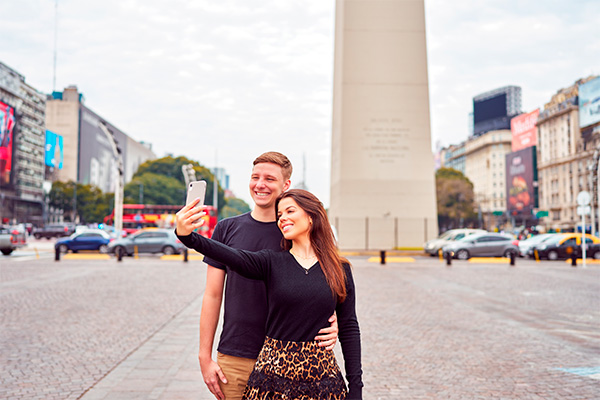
[275,189,350,302]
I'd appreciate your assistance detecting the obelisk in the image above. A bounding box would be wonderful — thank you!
[330,0,438,249]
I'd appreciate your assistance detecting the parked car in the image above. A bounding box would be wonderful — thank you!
[54,230,112,254]
[528,233,600,260]
[584,242,600,259]
[442,232,518,260]
[424,228,486,256]
[106,228,185,256]
[33,223,76,239]
[517,233,556,257]
[0,226,27,255]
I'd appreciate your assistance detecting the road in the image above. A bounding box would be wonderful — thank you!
[1,246,599,399]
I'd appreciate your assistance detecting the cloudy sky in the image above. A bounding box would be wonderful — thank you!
[2,0,599,207]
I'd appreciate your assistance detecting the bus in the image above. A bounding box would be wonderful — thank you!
[103,204,218,237]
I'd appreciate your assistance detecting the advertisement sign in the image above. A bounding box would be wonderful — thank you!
[506,146,538,215]
[579,77,600,128]
[511,109,539,151]
[0,100,16,185]
[45,130,64,169]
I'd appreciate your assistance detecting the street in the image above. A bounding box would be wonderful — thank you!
[1,247,599,399]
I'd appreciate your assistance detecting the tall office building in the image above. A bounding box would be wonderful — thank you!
[330,0,438,249]
[0,62,46,224]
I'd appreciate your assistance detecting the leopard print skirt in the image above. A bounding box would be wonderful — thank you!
[242,336,347,400]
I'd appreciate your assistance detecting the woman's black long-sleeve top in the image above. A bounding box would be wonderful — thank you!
[177,231,363,399]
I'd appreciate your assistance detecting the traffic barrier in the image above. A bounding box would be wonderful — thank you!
[445,251,452,266]
[571,252,577,267]
[55,247,60,261]
[380,250,386,265]
[510,252,515,266]
[183,249,189,262]
[117,248,123,262]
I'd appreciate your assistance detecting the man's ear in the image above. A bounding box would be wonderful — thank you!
[283,179,292,192]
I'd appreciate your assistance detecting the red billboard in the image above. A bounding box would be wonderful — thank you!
[511,109,539,152]
[0,101,16,185]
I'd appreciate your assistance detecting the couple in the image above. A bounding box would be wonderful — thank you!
[175,152,362,399]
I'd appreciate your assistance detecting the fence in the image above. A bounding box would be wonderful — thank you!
[333,216,437,250]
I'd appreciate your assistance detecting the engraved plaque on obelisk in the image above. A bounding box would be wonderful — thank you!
[329,0,438,249]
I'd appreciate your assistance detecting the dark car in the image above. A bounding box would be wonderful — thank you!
[528,234,599,260]
[55,230,112,253]
[33,223,76,239]
[106,228,185,256]
[584,242,600,259]
[442,232,518,260]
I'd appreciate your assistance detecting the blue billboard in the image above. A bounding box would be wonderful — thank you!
[579,76,600,128]
[45,130,63,169]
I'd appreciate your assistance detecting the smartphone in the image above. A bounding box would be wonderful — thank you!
[186,180,207,209]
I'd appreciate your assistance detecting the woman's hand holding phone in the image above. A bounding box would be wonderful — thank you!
[175,198,206,236]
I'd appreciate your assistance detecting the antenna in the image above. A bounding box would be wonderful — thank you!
[53,0,58,91]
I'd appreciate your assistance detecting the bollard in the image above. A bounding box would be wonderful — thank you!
[445,251,452,266]
[117,247,123,262]
[534,249,540,262]
[55,247,60,261]
[380,250,386,265]
[183,248,189,262]
[510,251,515,266]
[571,252,577,267]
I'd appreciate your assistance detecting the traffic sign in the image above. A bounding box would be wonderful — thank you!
[577,191,591,206]
[577,205,591,216]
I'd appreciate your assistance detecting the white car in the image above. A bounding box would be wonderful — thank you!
[424,228,486,256]
[517,233,556,257]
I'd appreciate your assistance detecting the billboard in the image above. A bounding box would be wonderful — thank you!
[511,109,539,152]
[473,93,507,124]
[579,76,600,128]
[45,130,64,169]
[506,146,538,216]
[0,100,16,185]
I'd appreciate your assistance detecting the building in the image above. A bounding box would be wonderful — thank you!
[0,62,46,225]
[464,130,513,228]
[46,86,156,194]
[536,77,597,231]
[440,142,466,175]
[473,86,522,137]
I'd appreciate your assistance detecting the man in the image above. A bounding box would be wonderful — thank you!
[199,152,338,400]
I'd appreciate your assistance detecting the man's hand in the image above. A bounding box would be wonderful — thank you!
[175,198,205,236]
[315,312,338,351]
[199,355,227,400]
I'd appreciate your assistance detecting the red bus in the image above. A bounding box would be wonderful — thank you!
[103,204,218,237]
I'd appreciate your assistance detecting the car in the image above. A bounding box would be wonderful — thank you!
[424,228,486,256]
[33,223,76,239]
[584,242,600,259]
[0,226,27,255]
[106,228,186,257]
[55,230,112,254]
[442,232,518,260]
[517,233,557,257]
[528,233,600,260]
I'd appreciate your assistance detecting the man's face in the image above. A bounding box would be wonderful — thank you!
[249,162,290,210]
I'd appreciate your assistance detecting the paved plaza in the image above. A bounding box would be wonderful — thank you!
[1,248,599,399]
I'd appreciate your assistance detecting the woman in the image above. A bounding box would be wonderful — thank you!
[176,189,362,399]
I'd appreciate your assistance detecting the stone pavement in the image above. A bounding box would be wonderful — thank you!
[2,254,600,399]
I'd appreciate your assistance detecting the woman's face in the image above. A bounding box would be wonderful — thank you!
[277,197,311,241]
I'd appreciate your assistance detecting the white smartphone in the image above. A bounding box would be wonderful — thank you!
[186,180,207,209]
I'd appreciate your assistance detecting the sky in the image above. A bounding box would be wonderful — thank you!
[2,0,599,207]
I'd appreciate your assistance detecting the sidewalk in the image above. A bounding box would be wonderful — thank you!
[80,296,213,400]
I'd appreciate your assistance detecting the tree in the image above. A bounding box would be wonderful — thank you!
[132,156,225,209]
[124,173,185,205]
[49,181,114,224]
[220,198,251,219]
[436,168,477,231]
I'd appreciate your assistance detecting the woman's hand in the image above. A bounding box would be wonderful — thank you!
[175,198,206,236]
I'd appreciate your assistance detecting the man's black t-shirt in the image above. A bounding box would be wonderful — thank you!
[203,212,283,359]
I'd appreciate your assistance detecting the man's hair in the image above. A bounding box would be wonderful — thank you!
[253,151,293,181]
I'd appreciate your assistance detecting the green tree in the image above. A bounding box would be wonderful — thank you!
[132,156,225,209]
[436,168,477,230]
[124,173,185,205]
[49,181,114,224]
